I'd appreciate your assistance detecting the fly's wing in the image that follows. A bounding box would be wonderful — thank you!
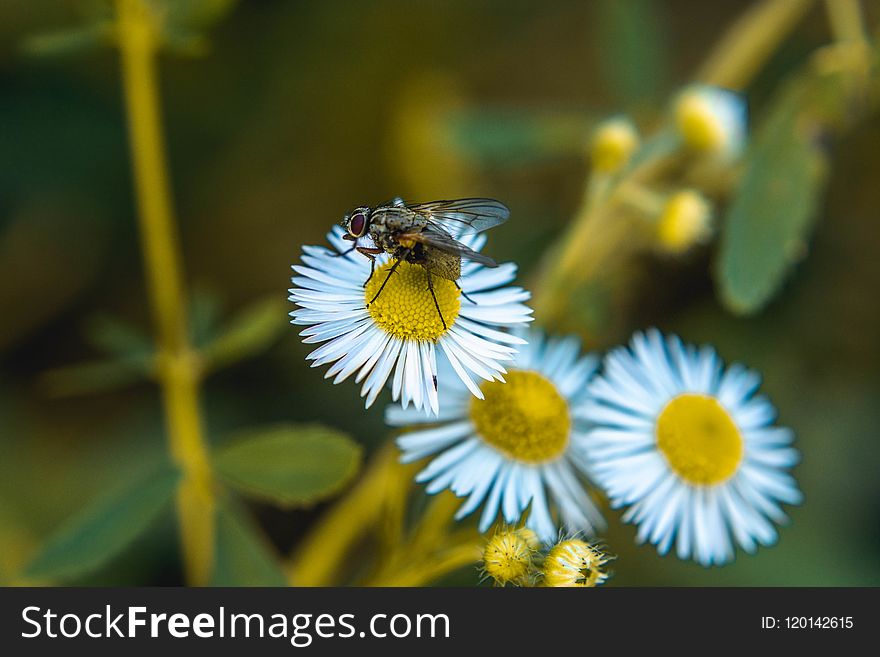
[377,196,406,208]
[406,198,509,236]
[399,226,499,268]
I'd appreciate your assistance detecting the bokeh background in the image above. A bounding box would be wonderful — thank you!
[1,0,879,586]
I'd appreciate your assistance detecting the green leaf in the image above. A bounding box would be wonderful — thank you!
[189,287,223,346]
[40,359,151,398]
[159,0,239,31]
[24,465,179,581]
[214,424,363,507]
[38,314,157,397]
[595,0,670,105]
[211,500,287,586]
[154,0,238,56]
[201,296,289,373]
[83,315,152,360]
[716,65,846,314]
[21,23,114,57]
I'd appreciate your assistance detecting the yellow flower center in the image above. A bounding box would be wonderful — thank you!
[470,370,570,464]
[365,261,460,341]
[656,393,744,485]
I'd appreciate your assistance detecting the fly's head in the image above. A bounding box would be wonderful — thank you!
[342,206,371,242]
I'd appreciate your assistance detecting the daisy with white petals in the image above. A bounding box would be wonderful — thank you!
[289,227,532,415]
[388,330,605,543]
[578,329,803,566]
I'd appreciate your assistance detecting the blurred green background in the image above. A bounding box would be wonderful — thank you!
[1,0,878,586]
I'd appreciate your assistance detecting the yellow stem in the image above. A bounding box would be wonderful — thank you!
[696,0,815,90]
[116,0,214,586]
[367,541,482,587]
[287,443,401,586]
[824,0,867,43]
[406,490,461,554]
[823,0,870,96]
[530,152,677,327]
[376,447,414,556]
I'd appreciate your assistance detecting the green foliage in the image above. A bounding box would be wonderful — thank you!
[214,424,363,508]
[21,0,239,59]
[150,0,240,56]
[189,288,224,347]
[41,359,151,398]
[21,22,115,57]
[211,499,287,586]
[83,314,153,360]
[159,0,239,31]
[716,62,851,314]
[24,465,179,582]
[201,296,289,374]
[40,315,154,397]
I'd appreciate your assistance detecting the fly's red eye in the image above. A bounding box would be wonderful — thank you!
[349,212,366,237]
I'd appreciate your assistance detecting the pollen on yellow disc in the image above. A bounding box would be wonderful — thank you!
[470,370,570,463]
[365,261,460,341]
[656,393,744,485]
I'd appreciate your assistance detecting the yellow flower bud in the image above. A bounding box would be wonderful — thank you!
[542,539,611,588]
[482,527,539,586]
[656,190,713,254]
[590,117,639,173]
[674,85,746,156]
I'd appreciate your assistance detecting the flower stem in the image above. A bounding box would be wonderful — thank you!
[116,0,214,586]
[696,0,815,90]
[366,540,482,587]
[287,442,402,586]
[824,0,867,43]
[530,151,677,328]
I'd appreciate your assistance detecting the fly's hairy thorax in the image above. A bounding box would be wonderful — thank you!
[366,207,461,280]
[368,208,428,254]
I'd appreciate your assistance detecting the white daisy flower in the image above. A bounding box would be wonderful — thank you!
[289,227,532,415]
[578,329,802,566]
[387,330,606,543]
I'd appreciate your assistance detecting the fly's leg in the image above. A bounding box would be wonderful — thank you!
[331,245,357,258]
[455,281,476,304]
[368,251,408,305]
[356,246,384,287]
[333,233,359,257]
[426,269,448,331]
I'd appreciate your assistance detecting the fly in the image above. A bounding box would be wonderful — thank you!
[337,197,510,330]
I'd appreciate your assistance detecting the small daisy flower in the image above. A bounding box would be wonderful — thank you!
[289,227,532,415]
[674,85,747,156]
[578,329,803,566]
[388,329,606,543]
